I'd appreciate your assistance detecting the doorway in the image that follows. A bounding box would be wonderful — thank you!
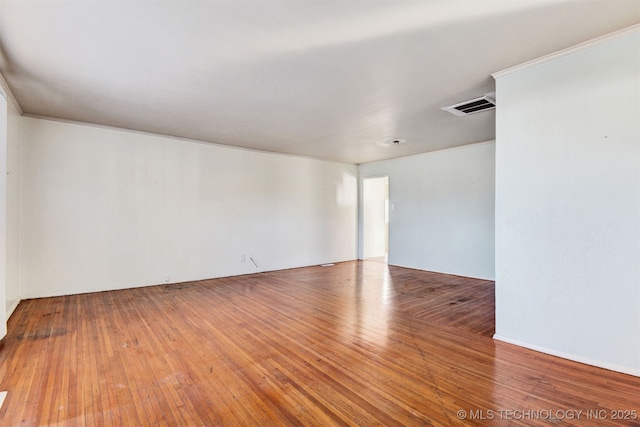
[362,176,389,263]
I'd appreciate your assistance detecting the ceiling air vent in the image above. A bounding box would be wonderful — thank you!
[441,94,496,116]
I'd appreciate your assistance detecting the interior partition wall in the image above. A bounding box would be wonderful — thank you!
[494,29,640,376]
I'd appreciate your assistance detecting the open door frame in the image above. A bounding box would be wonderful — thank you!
[361,176,389,262]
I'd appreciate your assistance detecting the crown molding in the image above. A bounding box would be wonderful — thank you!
[492,24,639,79]
[0,72,23,114]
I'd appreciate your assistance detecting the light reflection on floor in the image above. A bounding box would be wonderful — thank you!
[340,260,393,347]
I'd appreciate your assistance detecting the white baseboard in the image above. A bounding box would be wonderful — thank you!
[6,299,21,321]
[493,334,640,378]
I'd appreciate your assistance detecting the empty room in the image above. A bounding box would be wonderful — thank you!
[0,1,639,425]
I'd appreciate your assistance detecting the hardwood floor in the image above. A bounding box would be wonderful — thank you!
[0,261,638,426]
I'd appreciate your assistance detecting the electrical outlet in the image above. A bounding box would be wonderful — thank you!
[240,254,246,262]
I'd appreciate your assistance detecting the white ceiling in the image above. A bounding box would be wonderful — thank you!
[0,1,638,164]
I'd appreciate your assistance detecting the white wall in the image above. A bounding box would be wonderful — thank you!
[1,73,22,329]
[20,118,357,298]
[0,94,7,337]
[494,31,640,375]
[359,142,495,280]
[6,98,22,318]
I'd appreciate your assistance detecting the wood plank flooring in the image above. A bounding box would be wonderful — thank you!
[0,261,638,426]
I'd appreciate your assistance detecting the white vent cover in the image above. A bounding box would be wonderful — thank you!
[442,94,496,116]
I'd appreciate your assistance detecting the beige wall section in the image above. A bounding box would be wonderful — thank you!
[20,117,358,298]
